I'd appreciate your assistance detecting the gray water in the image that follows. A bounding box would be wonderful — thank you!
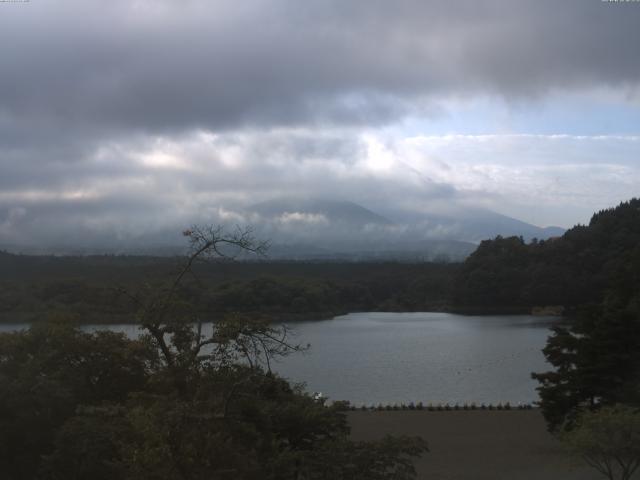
[0,312,556,405]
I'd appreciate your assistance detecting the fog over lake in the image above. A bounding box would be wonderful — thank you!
[1,312,556,406]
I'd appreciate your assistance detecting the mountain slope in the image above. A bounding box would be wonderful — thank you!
[246,197,565,260]
[250,198,393,226]
[454,198,640,310]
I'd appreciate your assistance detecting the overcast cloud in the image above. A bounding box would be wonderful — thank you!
[1,0,639,248]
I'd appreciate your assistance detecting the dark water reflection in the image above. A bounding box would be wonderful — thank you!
[0,312,557,405]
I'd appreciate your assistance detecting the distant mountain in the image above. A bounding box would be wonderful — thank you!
[241,196,564,261]
[437,208,565,243]
[0,197,565,260]
[250,198,392,227]
[376,205,565,243]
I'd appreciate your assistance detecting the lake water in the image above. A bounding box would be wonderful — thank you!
[0,312,557,406]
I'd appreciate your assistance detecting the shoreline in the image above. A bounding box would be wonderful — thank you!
[0,307,564,325]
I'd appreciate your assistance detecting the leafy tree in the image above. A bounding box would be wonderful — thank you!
[532,247,640,431]
[455,198,640,312]
[0,319,155,480]
[561,405,640,480]
[0,225,428,480]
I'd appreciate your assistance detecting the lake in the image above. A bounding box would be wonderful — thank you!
[0,312,557,406]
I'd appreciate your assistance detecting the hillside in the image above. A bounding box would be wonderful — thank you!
[246,197,564,261]
[453,198,640,312]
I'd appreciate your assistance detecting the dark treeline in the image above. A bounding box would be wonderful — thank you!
[0,200,638,477]
[0,229,428,480]
[517,199,640,432]
[449,198,640,438]
[2,199,640,323]
[454,198,640,313]
[0,255,457,322]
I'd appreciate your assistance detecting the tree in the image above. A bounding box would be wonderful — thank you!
[532,256,640,432]
[561,405,640,480]
[1,225,428,479]
[532,299,640,431]
[0,318,155,480]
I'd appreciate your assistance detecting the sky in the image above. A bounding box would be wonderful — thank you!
[1,0,639,247]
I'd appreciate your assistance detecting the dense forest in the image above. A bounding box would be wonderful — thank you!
[0,200,639,477]
[0,229,428,480]
[0,255,456,323]
[454,198,640,313]
[2,199,640,323]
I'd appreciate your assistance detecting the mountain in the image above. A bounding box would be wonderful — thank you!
[375,205,565,243]
[242,196,565,261]
[452,209,565,241]
[250,198,393,227]
[250,196,565,243]
[0,197,565,260]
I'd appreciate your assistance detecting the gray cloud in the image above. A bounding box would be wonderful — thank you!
[1,1,639,248]
[2,128,638,249]
[1,0,638,136]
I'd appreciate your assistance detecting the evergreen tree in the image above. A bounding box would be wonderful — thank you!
[532,245,640,431]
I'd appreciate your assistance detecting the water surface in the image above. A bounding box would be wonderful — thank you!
[273,312,554,405]
[0,312,556,405]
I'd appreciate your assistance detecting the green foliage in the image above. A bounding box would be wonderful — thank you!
[0,227,427,479]
[455,198,640,311]
[0,255,458,323]
[533,295,640,431]
[0,319,155,480]
[561,405,640,480]
[42,407,130,480]
[530,200,640,432]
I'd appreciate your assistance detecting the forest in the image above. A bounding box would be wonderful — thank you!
[0,200,639,479]
[0,254,457,323]
[1,226,431,480]
[454,198,640,312]
[2,200,640,323]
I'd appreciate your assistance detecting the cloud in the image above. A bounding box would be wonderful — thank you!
[0,0,638,137]
[0,1,639,247]
[277,212,330,226]
[1,128,638,248]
